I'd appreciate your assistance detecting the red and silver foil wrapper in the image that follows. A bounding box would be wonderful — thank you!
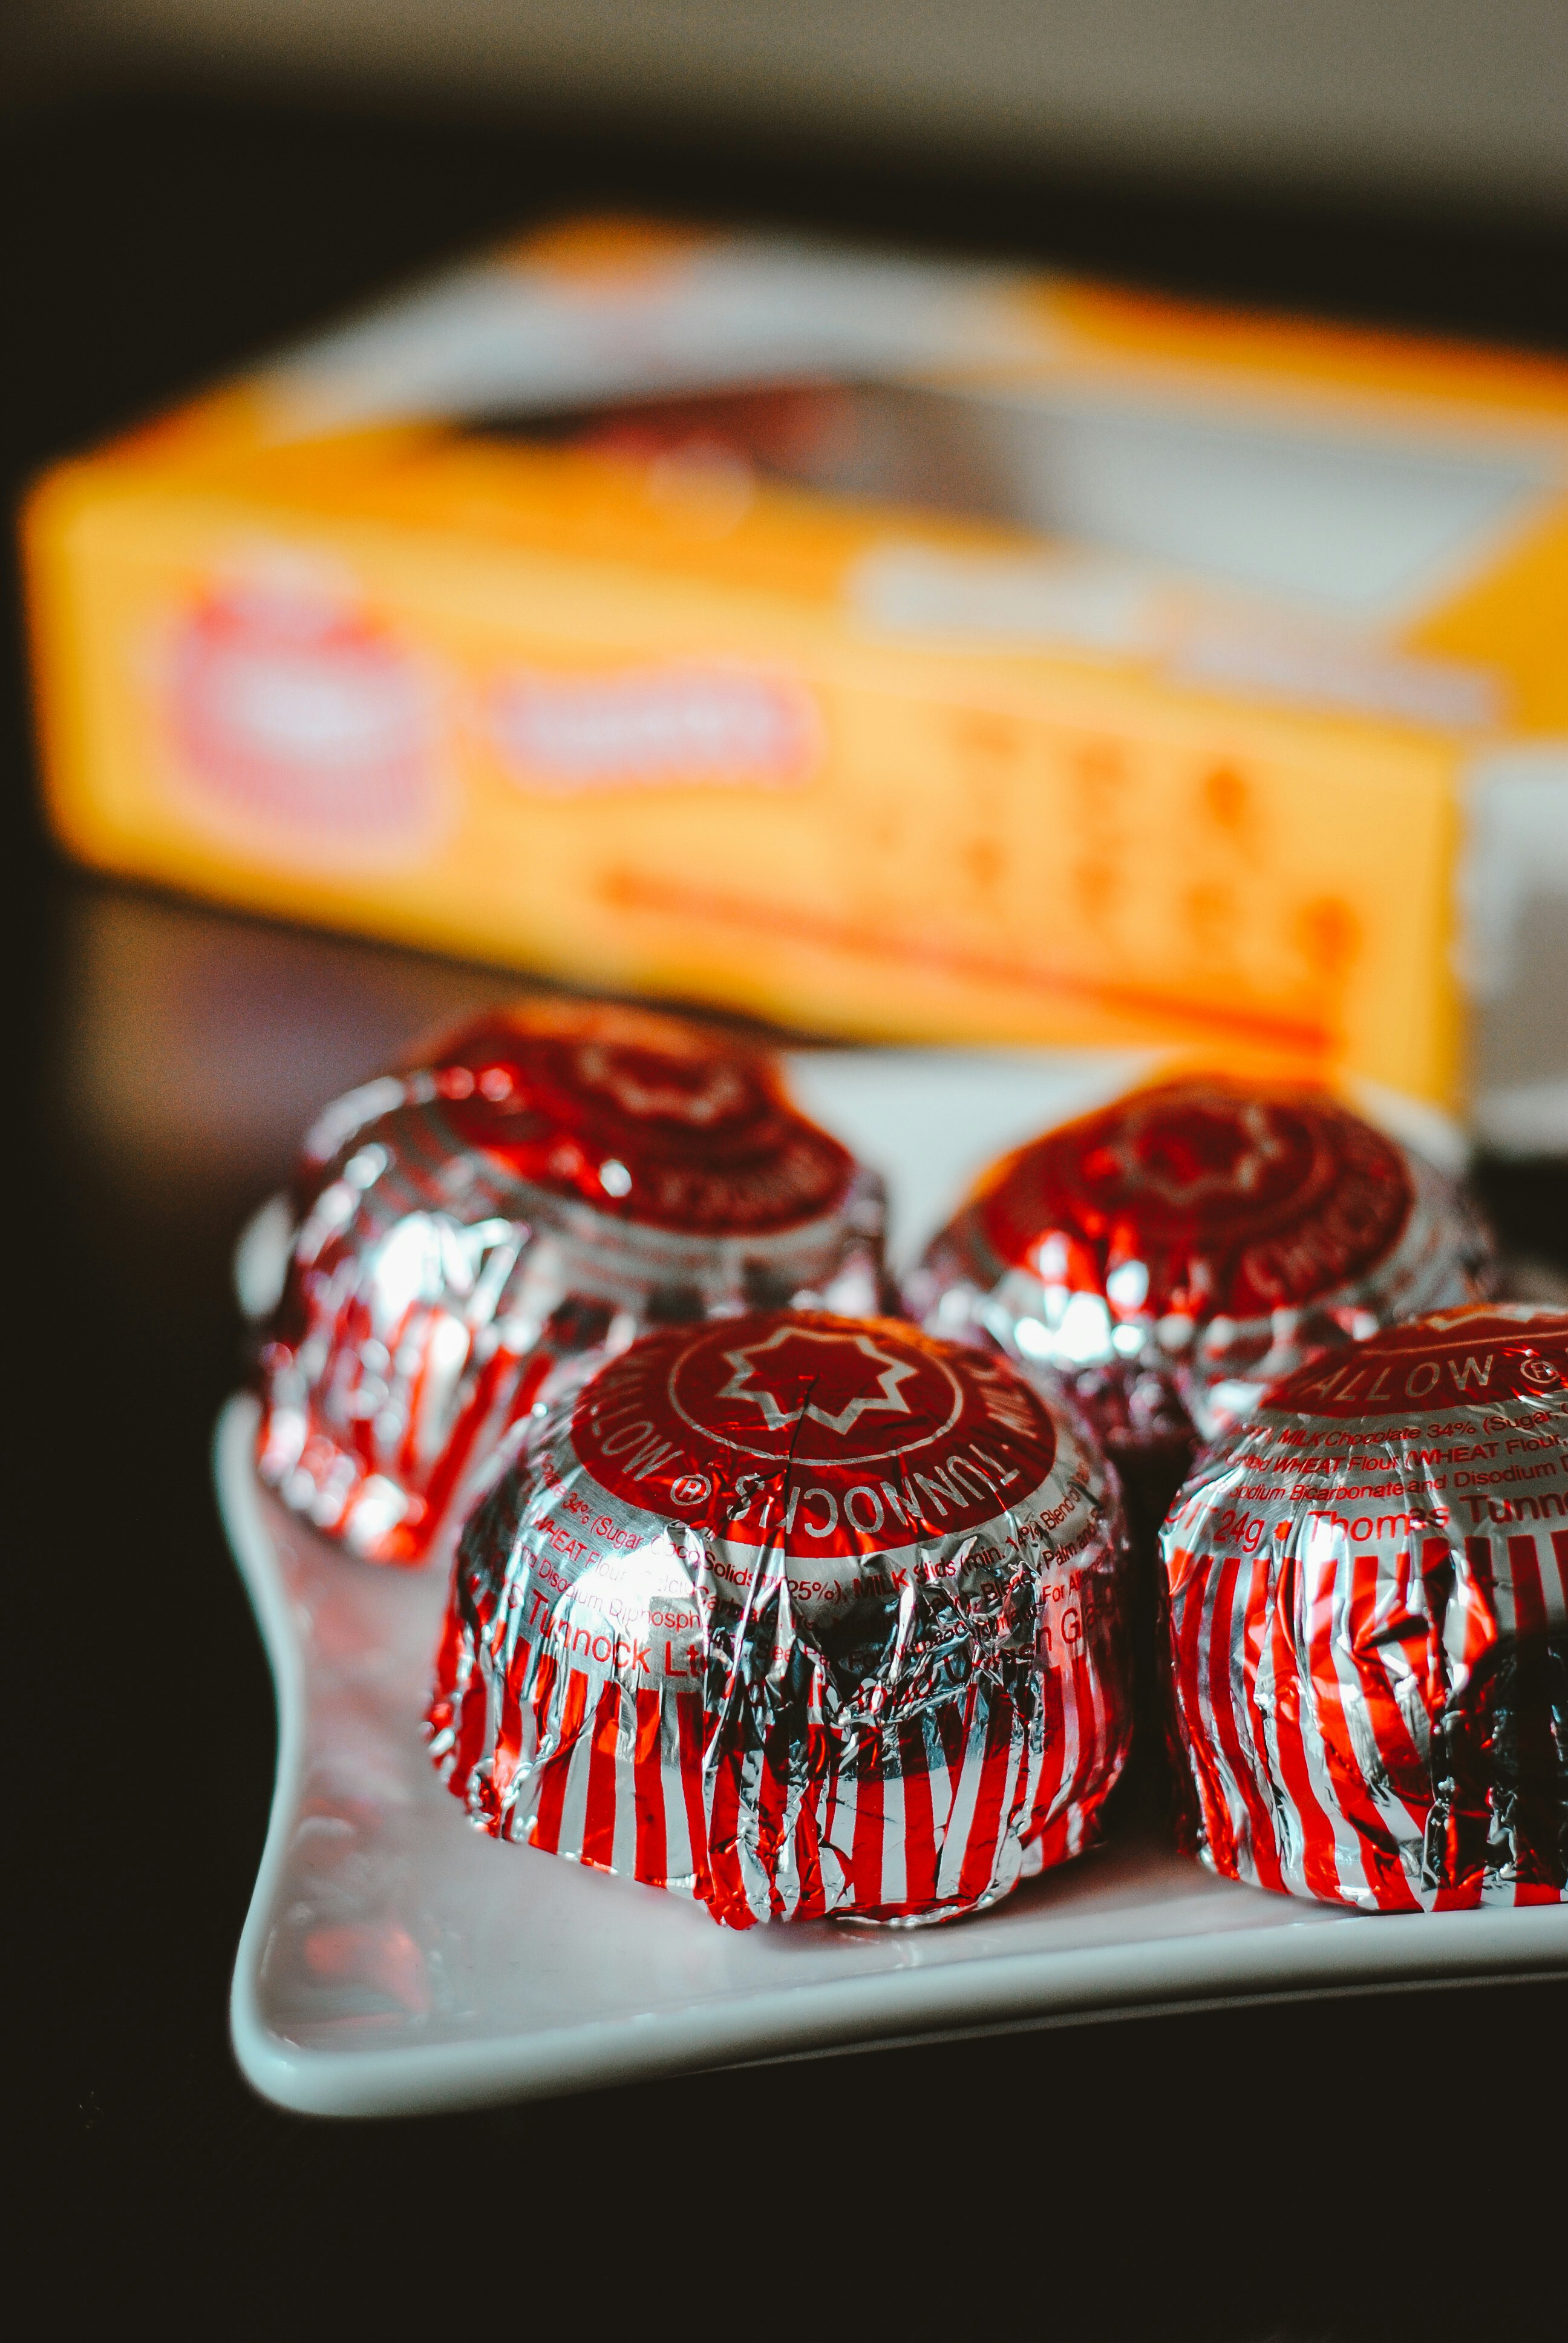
[907,1076,1492,1515]
[427,1310,1134,1927]
[1164,1305,1568,1910]
[256,1003,884,1566]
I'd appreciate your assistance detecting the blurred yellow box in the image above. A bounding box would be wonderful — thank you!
[24,217,1568,1139]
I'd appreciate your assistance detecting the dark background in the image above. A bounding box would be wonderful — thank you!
[8,94,1567,2335]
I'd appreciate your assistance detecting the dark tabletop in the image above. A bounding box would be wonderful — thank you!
[8,93,1566,2335]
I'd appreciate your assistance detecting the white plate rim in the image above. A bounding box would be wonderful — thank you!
[220,1395,1568,2119]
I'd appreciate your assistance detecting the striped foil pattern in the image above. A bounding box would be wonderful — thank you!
[1163,1306,1568,1910]
[256,1070,882,1568]
[427,1314,1134,1928]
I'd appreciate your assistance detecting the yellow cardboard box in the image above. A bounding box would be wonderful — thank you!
[24,218,1568,1139]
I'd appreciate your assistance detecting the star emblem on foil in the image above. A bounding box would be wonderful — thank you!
[573,1043,748,1127]
[1117,1095,1292,1210]
[717,1326,918,1435]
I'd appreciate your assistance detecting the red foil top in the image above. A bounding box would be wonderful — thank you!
[575,1313,1056,1558]
[1266,1307,1568,1414]
[973,1076,1412,1319]
[402,999,855,1236]
[909,1075,1490,1471]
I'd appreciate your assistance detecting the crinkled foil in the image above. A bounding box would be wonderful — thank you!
[256,1005,884,1565]
[427,1311,1134,1927]
[907,1078,1492,1536]
[1163,1304,1568,1910]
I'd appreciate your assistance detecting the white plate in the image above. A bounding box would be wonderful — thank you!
[223,1049,1566,2117]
